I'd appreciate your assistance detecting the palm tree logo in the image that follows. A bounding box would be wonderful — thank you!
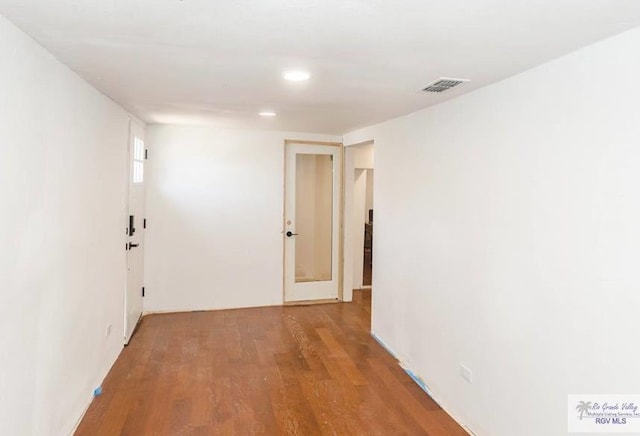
[576,401,593,420]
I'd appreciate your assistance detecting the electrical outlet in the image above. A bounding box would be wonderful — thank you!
[106,324,112,337]
[460,365,473,384]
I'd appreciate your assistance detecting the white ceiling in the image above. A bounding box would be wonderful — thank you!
[2,0,640,134]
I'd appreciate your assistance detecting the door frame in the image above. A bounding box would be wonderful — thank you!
[282,139,344,303]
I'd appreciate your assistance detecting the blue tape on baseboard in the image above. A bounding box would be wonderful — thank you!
[371,332,398,359]
[399,366,474,436]
[93,386,103,397]
[400,364,432,396]
[370,333,434,399]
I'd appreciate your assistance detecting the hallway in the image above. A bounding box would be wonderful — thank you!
[76,290,466,435]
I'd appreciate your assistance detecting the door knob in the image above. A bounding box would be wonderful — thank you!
[286,231,299,237]
[128,242,140,249]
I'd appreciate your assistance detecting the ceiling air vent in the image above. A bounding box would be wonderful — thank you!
[422,77,470,93]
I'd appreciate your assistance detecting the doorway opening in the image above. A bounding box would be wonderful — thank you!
[353,168,374,288]
[363,170,374,287]
[343,140,374,302]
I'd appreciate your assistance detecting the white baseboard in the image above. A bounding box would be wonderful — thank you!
[371,332,477,436]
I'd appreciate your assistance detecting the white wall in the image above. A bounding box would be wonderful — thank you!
[0,15,132,436]
[353,142,374,169]
[144,125,340,312]
[344,27,640,436]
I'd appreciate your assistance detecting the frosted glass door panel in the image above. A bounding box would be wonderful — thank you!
[294,154,333,283]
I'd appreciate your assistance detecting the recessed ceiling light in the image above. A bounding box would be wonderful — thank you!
[259,111,276,117]
[283,70,311,82]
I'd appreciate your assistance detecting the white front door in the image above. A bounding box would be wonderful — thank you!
[124,120,146,344]
[284,142,341,302]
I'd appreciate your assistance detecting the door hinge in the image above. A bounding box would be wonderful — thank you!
[143,218,147,229]
[145,149,149,160]
[142,286,145,297]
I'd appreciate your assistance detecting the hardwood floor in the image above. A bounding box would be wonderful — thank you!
[76,290,467,435]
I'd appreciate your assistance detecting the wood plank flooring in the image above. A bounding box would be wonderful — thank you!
[75,290,467,435]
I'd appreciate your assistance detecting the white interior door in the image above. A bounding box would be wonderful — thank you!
[124,120,146,344]
[284,143,341,302]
